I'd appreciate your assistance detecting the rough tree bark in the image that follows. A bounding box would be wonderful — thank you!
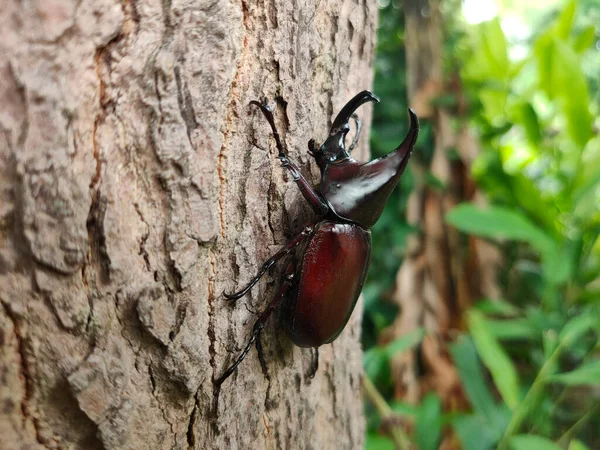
[0,1,378,449]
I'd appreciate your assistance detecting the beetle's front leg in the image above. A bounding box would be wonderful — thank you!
[278,156,329,215]
[250,99,329,216]
[223,225,313,301]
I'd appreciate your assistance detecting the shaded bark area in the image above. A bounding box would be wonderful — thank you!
[390,0,501,415]
[0,1,377,448]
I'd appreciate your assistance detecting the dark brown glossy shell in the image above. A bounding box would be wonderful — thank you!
[319,155,403,228]
[285,221,371,347]
[318,109,418,228]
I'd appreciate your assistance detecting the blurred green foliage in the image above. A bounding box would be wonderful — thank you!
[364,1,600,448]
[362,1,426,354]
[364,1,437,443]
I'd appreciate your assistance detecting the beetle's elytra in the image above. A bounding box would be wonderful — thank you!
[217,91,419,388]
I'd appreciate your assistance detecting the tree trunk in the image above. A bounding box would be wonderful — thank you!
[0,1,377,448]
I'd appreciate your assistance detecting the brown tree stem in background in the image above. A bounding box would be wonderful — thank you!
[391,0,501,421]
[0,1,378,448]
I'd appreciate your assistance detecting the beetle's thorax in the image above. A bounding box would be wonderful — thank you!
[319,154,407,228]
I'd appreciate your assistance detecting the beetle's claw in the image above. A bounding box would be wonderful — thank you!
[223,289,243,301]
[249,98,272,113]
[249,99,263,109]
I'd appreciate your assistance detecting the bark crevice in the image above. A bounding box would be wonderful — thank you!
[0,302,44,446]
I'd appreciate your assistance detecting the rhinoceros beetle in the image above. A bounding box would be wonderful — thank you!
[216,91,418,388]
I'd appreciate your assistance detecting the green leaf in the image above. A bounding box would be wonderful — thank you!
[549,360,600,386]
[462,18,510,82]
[534,33,593,147]
[445,204,564,283]
[573,171,600,208]
[517,103,542,146]
[555,0,576,39]
[481,88,509,122]
[363,283,383,310]
[569,439,592,450]
[575,288,600,305]
[480,19,509,78]
[451,338,493,415]
[573,26,596,53]
[364,328,425,383]
[553,40,593,146]
[446,204,551,246]
[364,347,389,383]
[430,93,458,108]
[468,310,520,409]
[486,318,539,341]
[535,32,554,97]
[534,30,593,148]
[390,400,419,418]
[415,393,442,450]
[510,434,562,450]
[450,336,507,435]
[453,414,499,450]
[559,313,597,347]
[365,432,395,450]
[474,298,521,317]
[542,329,559,362]
[508,174,558,236]
[383,328,425,358]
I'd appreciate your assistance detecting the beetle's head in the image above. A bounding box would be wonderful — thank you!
[308,91,380,170]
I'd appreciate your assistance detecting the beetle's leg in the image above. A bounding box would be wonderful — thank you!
[347,113,362,154]
[250,99,329,215]
[215,270,295,389]
[307,347,319,379]
[249,100,286,157]
[223,225,313,301]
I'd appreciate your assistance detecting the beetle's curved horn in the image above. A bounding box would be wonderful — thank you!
[395,108,419,157]
[329,90,380,134]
